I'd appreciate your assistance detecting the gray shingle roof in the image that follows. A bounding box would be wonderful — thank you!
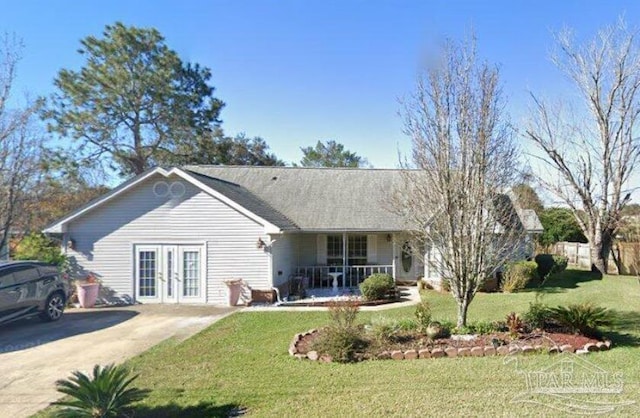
[188,171,298,230]
[186,166,543,233]
[185,166,405,231]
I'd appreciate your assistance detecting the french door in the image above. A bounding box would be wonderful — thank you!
[135,244,205,303]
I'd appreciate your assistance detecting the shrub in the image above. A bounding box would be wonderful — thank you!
[359,273,395,301]
[552,255,568,274]
[535,254,569,280]
[548,303,613,336]
[534,254,555,279]
[395,318,418,332]
[327,298,360,330]
[14,233,67,267]
[523,302,553,330]
[368,316,398,342]
[311,326,368,363]
[505,312,524,337]
[414,298,432,332]
[502,261,538,292]
[53,363,148,417]
[470,320,498,335]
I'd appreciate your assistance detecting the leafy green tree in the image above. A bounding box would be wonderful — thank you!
[298,140,368,167]
[178,130,284,166]
[44,22,224,177]
[538,207,587,247]
[13,233,67,266]
[512,183,544,215]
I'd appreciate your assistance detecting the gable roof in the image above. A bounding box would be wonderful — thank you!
[185,166,405,231]
[43,167,287,234]
[44,165,544,235]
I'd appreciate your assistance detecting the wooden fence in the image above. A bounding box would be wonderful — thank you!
[551,241,640,276]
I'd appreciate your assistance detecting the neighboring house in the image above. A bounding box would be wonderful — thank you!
[44,166,543,304]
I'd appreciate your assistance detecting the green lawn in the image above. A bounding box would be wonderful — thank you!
[42,270,640,417]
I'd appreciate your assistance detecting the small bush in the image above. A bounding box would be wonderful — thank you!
[14,233,68,267]
[359,273,395,301]
[535,254,569,280]
[470,320,498,335]
[502,261,538,292]
[534,254,555,279]
[552,255,568,274]
[368,316,398,342]
[395,318,418,332]
[53,363,148,417]
[311,327,368,363]
[414,298,432,332]
[523,302,553,330]
[327,298,360,329]
[505,312,524,337]
[549,303,613,336]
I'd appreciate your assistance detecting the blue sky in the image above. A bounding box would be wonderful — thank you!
[2,0,640,170]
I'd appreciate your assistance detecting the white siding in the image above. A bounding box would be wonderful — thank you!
[270,233,297,287]
[65,173,271,305]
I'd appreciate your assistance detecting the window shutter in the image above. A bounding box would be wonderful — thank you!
[317,235,327,264]
[367,235,377,264]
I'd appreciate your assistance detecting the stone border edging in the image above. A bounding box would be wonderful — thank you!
[289,329,611,362]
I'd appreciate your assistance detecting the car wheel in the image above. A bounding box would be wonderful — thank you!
[40,292,65,322]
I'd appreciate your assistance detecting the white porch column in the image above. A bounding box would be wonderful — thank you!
[342,231,347,290]
[391,235,397,281]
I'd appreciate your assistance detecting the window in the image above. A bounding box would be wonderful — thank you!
[182,251,200,297]
[327,235,343,265]
[326,235,368,266]
[348,235,367,265]
[138,251,156,297]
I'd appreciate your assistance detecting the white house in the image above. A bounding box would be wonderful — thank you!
[44,166,543,305]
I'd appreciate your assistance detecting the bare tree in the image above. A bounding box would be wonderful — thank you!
[398,36,524,327]
[0,35,43,253]
[526,18,640,275]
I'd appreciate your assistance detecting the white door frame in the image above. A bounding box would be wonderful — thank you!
[134,243,206,304]
[177,245,206,304]
[162,245,179,303]
[135,245,162,303]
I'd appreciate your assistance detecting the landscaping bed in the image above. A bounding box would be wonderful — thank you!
[290,327,609,362]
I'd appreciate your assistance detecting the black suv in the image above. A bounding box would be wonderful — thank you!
[0,261,70,325]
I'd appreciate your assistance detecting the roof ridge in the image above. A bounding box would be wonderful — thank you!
[183,165,403,171]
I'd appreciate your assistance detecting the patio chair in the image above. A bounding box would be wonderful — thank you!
[288,275,307,299]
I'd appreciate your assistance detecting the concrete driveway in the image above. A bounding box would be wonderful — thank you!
[0,304,235,418]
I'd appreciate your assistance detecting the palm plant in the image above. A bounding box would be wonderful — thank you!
[549,303,613,336]
[53,364,149,418]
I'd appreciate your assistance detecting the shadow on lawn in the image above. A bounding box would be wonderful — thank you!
[133,402,245,418]
[521,268,603,294]
[602,310,640,348]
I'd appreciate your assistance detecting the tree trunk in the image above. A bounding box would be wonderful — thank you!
[590,231,612,276]
[456,301,469,327]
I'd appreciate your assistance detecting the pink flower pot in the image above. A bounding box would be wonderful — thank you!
[76,283,100,308]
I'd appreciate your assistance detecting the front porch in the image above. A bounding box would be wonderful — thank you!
[295,264,394,290]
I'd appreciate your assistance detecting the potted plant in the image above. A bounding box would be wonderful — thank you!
[76,273,100,308]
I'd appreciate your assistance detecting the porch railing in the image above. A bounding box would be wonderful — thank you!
[295,265,393,289]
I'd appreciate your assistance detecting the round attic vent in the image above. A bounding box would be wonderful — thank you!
[169,181,185,197]
[153,181,169,197]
